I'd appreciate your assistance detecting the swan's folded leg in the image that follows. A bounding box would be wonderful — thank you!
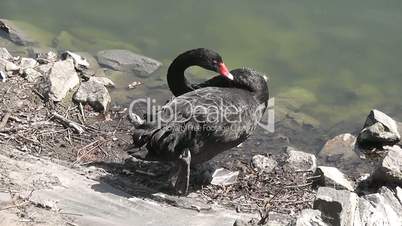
[174,149,191,195]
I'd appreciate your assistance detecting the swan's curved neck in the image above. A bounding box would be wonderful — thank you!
[167,52,198,97]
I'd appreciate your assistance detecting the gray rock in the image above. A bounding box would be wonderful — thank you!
[318,133,359,164]
[252,154,277,173]
[35,50,58,64]
[0,47,12,60]
[48,60,80,101]
[73,80,111,112]
[80,68,95,78]
[0,19,36,46]
[36,63,53,76]
[372,145,402,186]
[61,51,90,71]
[89,76,115,88]
[319,134,374,177]
[23,68,43,82]
[359,187,402,225]
[314,166,355,191]
[285,146,317,172]
[357,109,400,147]
[293,209,328,226]
[313,187,359,226]
[97,49,162,76]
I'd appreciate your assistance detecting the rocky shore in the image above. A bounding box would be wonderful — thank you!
[1,19,402,226]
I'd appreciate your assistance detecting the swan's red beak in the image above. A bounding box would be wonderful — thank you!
[218,63,234,80]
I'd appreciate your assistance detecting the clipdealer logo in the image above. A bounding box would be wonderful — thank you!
[129,96,275,133]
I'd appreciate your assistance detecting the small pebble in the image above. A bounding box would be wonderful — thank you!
[128,81,142,89]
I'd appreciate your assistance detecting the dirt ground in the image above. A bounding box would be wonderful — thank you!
[0,74,316,224]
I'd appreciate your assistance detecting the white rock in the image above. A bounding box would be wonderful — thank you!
[251,155,277,173]
[48,60,80,101]
[0,70,6,82]
[19,57,38,70]
[62,51,90,70]
[35,51,58,64]
[210,168,239,186]
[5,61,19,72]
[285,146,317,172]
[359,187,402,226]
[396,187,402,204]
[24,68,43,82]
[0,48,12,60]
[73,80,111,112]
[128,81,142,89]
[315,166,355,191]
[0,147,246,226]
[89,76,115,88]
[76,52,100,69]
[294,209,328,226]
[0,59,6,72]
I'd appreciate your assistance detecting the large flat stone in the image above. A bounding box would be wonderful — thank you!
[97,49,162,76]
[0,147,250,226]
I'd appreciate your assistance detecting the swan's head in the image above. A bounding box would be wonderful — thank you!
[188,48,234,80]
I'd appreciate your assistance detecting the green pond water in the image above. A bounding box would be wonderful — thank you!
[1,0,402,134]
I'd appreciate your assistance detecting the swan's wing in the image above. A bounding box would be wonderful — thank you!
[146,87,263,160]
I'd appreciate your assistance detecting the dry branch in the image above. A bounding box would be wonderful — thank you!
[51,112,85,134]
[0,112,11,128]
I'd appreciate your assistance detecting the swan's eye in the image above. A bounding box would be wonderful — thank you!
[212,60,218,65]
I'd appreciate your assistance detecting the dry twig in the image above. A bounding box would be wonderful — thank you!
[51,112,85,134]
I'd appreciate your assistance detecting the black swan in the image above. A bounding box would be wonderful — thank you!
[130,48,269,195]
